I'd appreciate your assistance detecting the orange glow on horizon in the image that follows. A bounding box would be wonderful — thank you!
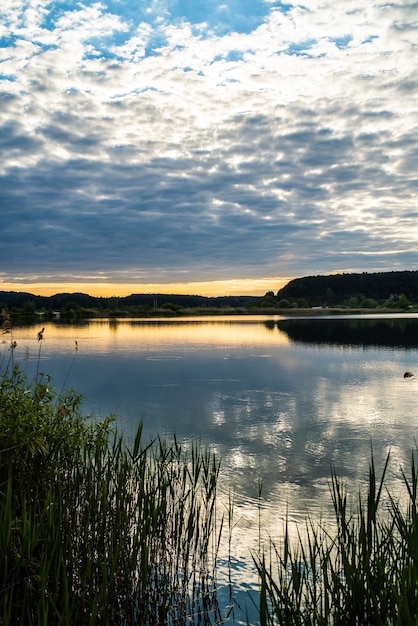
[0,277,290,298]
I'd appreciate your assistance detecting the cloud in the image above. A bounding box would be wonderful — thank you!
[1,0,418,291]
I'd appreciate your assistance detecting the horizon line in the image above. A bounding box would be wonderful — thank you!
[0,277,291,299]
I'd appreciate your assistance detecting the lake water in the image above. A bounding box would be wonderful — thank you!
[7,314,418,622]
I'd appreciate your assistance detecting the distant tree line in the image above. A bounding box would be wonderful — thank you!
[0,291,259,317]
[274,270,418,309]
[3,271,418,317]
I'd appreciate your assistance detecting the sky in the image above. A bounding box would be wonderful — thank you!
[1,0,417,297]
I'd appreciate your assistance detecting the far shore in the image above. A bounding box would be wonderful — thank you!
[8,306,418,325]
[52,306,418,319]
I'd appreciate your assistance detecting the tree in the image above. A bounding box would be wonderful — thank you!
[108,297,120,311]
[398,294,410,309]
[361,298,378,309]
[259,292,277,307]
[23,300,36,314]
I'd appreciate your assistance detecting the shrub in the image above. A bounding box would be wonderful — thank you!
[0,322,225,624]
[361,297,379,309]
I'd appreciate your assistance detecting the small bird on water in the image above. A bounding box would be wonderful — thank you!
[404,371,415,379]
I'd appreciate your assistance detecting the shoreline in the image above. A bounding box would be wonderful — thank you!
[9,306,417,325]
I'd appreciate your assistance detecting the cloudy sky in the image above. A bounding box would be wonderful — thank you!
[1,0,417,296]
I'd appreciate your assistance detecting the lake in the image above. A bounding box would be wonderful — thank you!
[7,314,418,622]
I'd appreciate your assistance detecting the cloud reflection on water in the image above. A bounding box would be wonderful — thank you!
[10,315,418,613]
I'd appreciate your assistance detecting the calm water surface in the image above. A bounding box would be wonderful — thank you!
[9,314,418,621]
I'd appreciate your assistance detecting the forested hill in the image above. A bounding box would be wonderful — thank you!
[276,271,418,308]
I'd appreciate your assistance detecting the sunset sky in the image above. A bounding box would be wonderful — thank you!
[1,0,417,297]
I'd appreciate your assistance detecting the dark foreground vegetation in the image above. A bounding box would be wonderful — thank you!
[255,452,418,625]
[0,377,224,624]
[2,311,418,624]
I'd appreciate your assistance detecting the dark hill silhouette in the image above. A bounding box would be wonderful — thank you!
[276,270,418,307]
[0,291,258,311]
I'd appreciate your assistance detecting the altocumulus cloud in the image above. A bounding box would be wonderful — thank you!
[1,0,418,288]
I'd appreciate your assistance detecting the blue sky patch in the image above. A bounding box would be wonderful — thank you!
[164,0,270,34]
[286,40,317,56]
[331,35,352,50]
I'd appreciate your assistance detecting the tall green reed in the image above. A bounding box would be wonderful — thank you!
[254,451,418,625]
[0,309,16,373]
[0,320,227,625]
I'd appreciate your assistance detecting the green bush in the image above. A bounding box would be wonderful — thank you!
[0,364,109,493]
[361,297,379,309]
[0,363,224,625]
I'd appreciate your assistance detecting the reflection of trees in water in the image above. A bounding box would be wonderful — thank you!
[264,320,276,331]
[277,318,418,348]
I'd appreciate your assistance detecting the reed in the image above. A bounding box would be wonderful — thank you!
[254,451,418,625]
[0,309,16,373]
[0,363,226,625]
